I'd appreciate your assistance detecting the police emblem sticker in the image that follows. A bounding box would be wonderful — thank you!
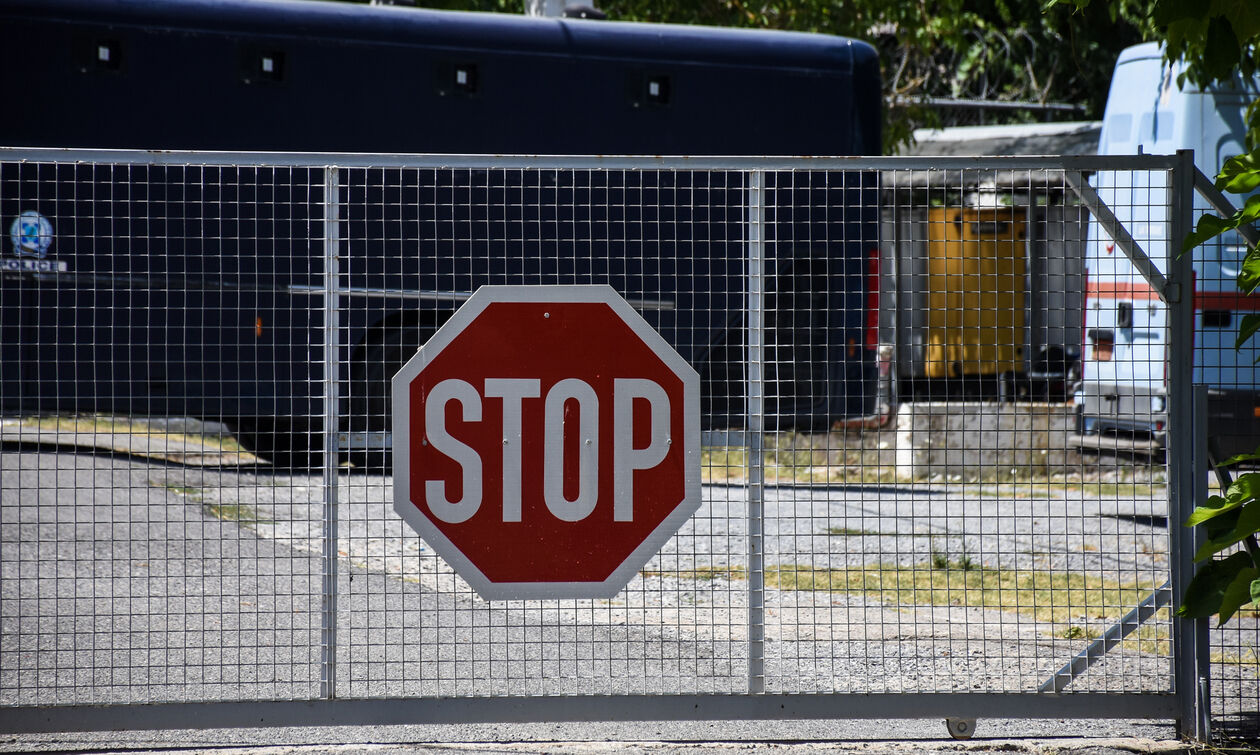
[3,211,67,273]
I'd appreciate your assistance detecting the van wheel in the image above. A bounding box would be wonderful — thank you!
[347,326,433,472]
[234,417,321,470]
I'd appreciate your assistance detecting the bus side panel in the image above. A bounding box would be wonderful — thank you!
[0,0,883,452]
[337,168,879,435]
[0,10,874,158]
[0,163,326,426]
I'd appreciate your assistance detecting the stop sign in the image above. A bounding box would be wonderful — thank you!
[392,285,701,601]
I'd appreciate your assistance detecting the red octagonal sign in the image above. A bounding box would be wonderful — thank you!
[392,285,701,601]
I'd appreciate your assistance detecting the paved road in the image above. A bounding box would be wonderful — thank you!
[2,444,1252,750]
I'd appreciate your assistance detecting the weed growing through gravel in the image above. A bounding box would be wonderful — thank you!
[149,479,270,525]
[202,502,271,524]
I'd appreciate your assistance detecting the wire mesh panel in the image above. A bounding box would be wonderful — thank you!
[0,150,1215,731]
[332,165,877,698]
[1184,173,1260,737]
[0,159,329,704]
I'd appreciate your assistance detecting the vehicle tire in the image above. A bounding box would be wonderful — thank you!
[346,325,432,472]
[234,416,322,470]
[997,373,1012,403]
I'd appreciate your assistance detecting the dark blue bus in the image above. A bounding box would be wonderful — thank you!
[0,0,881,466]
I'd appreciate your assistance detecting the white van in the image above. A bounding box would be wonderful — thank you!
[1073,42,1260,459]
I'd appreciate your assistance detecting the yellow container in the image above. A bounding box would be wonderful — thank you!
[922,206,1027,379]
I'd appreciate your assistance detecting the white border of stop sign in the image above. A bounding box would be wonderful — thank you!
[391,285,701,601]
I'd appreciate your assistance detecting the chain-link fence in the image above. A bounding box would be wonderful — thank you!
[0,150,1251,738]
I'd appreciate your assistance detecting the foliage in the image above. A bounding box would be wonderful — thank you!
[1165,6,1260,627]
[401,0,1154,152]
[1057,0,1260,625]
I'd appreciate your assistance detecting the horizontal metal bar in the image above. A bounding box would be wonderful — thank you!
[0,147,1180,172]
[890,96,1085,114]
[288,285,473,303]
[1068,433,1165,454]
[0,693,1179,734]
[338,431,390,451]
[289,285,676,311]
[6,274,673,313]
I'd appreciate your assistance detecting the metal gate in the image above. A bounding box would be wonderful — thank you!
[0,149,1249,738]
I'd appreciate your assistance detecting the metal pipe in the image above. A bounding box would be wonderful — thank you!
[320,166,342,700]
[0,147,1183,173]
[1064,171,1168,298]
[745,169,767,695]
[1037,583,1172,693]
[1166,149,1204,740]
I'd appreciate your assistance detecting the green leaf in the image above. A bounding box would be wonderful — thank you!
[1179,551,1253,619]
[1228,472,1260,503]
[1203,16,1242,82]
[1203,506,1243,541]
[1217,153,1260,194]
[1239,243,1260,293]
[1183,213,1235,252]
[1236,312,1260,350]
[1194,503,1260,561]
[1220,445,1260,467]
[1151,0,1202,26]
[1251,576,1260,606]
[1240,193,1260,221]
[1219,566,1260,624]
[1186,494,1245,526]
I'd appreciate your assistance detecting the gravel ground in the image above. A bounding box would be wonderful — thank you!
[0,732,1199,754]
[1,442,1255,749]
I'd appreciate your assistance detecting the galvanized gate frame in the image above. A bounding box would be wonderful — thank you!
[0,149,1203,737]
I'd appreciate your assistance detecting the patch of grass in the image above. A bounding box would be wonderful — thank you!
[701,446,748,483]
[203,502,270,524]
[149,479,269,524]
[701,443,897,486]
[959,481,1166,500]
[764,563,1153,625]
[1211,649,1260,669]
[164,484,203,498]
[653,560,1157,631]
[152,480,205,500]
[650,560,1172,655]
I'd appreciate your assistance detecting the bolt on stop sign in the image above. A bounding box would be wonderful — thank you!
[392,285,701,601]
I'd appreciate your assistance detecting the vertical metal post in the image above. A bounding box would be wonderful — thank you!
[889,197,901,385]
[321,166,342,700]
[1191,384,1213,739]
[746,169,767,694]
[1166,149,1204,739]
